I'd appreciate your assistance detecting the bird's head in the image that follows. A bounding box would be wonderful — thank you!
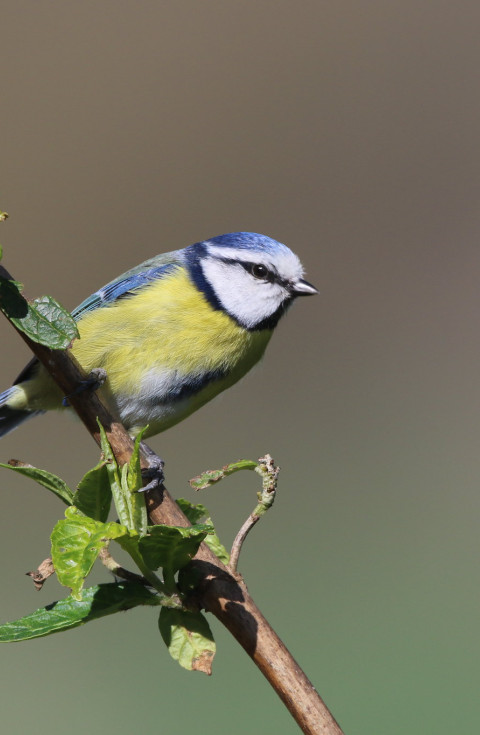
[184,232,317,330]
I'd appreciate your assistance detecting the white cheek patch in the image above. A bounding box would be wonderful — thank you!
[201,258,288,328]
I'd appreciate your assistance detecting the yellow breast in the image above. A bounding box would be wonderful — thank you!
[72,267,272,397]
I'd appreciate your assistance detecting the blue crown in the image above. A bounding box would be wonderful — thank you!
[200,231,289,256]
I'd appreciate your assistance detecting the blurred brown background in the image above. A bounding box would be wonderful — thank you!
[2,3,480,733]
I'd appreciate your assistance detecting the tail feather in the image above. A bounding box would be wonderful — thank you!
[0,387,42,438]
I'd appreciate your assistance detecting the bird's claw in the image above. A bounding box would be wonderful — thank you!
[62,368,107,407]
[139,456,165,492]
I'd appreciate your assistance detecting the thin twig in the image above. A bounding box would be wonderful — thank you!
[228,514,261,574]
[0,264,344,735]
[228,454,279,574]
[98,547,151,586]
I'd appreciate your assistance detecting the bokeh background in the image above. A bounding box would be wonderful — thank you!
[1,3,480,733]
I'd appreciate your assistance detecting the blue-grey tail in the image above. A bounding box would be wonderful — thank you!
[0,387,41,438]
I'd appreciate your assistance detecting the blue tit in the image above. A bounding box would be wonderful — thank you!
[0,232,317,439]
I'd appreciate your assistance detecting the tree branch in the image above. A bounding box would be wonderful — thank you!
[0,264,344,735]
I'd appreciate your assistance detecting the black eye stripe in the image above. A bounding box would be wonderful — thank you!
[215,256,288,287]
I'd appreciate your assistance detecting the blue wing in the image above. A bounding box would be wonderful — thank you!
[72,262,179,320]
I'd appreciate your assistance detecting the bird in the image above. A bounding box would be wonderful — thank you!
[0,232,317,440]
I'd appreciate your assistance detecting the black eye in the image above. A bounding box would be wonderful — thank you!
[250,263,269,280]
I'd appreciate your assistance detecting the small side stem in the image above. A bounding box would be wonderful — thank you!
[229,514,260,573]
[162,567,178,595]
[98,547,150,586]
[228,454,279,574]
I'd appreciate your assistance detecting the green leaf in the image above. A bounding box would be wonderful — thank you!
[0,582,160,642]
[73,461,111,522]
[0,278,79,349]
[0,277,28,318]
[98,421,129,526]
[189,459,258,490]
[114,532,169,595]
[159,607,216,674]
[0,461,74,506]
[51,507,130,600]
[97,421,148,535]
[139,524,212,573]
[122,428,148,535]
[177,499,229,564]
[176,498,210,525]
[202,524,230,565]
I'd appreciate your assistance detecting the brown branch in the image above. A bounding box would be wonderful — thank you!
[0,264,344,735]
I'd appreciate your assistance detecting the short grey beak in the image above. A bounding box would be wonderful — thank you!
[292,278,318,296]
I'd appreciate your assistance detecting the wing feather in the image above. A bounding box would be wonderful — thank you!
[72,255,182,319]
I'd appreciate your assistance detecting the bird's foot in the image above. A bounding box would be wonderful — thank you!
[62,368,107,407]
[138,454,165,493]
